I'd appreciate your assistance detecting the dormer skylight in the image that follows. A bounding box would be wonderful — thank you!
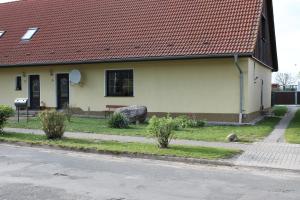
[0,31,5,38]
[21,28,38,40]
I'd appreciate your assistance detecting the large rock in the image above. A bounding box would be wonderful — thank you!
[115,105,147,123]
[226,133,239,142]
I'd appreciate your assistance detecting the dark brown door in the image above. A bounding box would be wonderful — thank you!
[29,75,40,110]
[57,74,69,109]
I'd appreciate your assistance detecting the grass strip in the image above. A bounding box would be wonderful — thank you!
[0,132,241,160]
[285,109,300,144]
[7,117,280,143]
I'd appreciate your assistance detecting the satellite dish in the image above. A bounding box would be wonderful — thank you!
[69,70,81,84]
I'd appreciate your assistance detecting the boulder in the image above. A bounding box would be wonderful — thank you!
[226,133,238,142]
[115,105,147,123]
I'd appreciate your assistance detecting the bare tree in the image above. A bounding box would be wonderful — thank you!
[275,73,296,89]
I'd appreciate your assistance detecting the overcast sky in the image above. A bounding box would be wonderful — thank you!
[0,0,299,76]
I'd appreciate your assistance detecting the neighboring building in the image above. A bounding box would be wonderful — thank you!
[272,84,298,92]
[272,84,280,91]
[0,0,278,123]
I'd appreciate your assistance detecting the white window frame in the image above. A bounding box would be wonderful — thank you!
[0,31,5,38]
[21,27,39,41]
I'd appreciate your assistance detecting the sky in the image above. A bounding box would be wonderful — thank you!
[0,0,299,78]
[273,0,300,76]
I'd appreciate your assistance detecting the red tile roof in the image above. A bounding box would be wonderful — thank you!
[0,0,264,66]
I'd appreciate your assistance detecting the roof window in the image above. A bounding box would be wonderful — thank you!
[0,31,5,38]
[21,28,38,40]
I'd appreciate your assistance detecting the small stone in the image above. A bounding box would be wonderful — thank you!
[227,133,238,142]
[115,105,147,123]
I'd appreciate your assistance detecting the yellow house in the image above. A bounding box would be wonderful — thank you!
[0,0,278,123]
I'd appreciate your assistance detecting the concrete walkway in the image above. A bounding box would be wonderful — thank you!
[263,106,298,143]
[235,106,300,170]
[3,127,249,150]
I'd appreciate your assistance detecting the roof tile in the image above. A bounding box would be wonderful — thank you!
[0,0,263,66]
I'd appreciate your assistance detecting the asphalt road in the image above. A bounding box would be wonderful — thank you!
[0,144,300,200]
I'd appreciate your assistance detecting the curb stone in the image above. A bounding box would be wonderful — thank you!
[232,164,300,174]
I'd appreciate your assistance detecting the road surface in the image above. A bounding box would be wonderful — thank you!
[0,144,300,200]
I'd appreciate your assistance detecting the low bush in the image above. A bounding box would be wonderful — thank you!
[188,119,207,128]
[0,105,14,133]
[39,110,66,139]
[273,106,288,117]
[63,103,73,122]
[108,113,129,129]
[173,115,206,129]
[147,116,174,148]
[173,115,190,130]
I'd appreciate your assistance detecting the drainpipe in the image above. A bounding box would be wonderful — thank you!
[234,55,244,124]
[260,79,264,111]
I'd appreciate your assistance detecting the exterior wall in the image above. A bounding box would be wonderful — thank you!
[0,68,56,108]
[0,58,250,121]
[246,58,272,114]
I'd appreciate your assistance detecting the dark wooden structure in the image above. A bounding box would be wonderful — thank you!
[272,92,299,105]
[253,0,278,72]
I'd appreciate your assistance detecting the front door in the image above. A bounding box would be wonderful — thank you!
[57,74,69,109]
[29,75,40,110]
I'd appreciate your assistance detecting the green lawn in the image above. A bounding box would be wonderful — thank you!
[6,116,280,143]
[0,132,240,160]
[285,109,300,144]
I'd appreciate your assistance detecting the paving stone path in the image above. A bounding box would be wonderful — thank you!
[234,142,300,170]
[234,106,300,170]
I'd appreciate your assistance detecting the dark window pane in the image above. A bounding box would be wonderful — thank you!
[60,77,69,98]
[106,70,133,97]
[16,76,22,91]
[32,79,40,97]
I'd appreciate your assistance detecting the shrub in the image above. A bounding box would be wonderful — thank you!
[63,103,73,122]
[273,106,288,117]
[173,115,207,129]
[147,116,174,148]
[188,119,207,128]
[39,110,66,139]
[173,115,190,130]
[0,105,14,133]
[108,113,129,128]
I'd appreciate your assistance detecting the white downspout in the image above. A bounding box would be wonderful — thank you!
[234,55,244,124]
